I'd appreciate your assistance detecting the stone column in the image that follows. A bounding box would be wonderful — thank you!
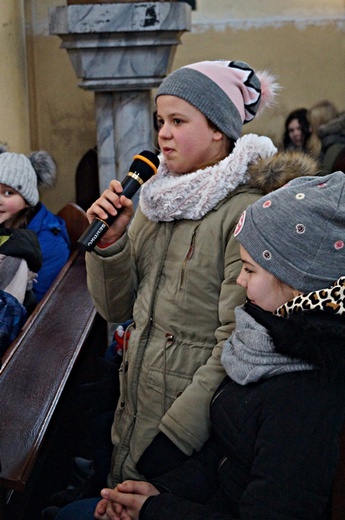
[49,2,191,191]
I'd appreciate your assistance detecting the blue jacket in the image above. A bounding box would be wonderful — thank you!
[28,202,70,301]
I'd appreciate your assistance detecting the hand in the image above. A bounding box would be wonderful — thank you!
[97,480,160,520]
[86,180,134,244]
[94,497,131,520]
[94,497,112,520]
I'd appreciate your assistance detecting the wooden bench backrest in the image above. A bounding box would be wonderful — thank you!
[57,201,89,249]
[0,249,103,492]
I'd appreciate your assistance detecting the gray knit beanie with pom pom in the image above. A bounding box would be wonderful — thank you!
[0,145,56,206]
[156,60,279,141]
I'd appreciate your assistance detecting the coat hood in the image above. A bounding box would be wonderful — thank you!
[28,202,70,247]
[246,149,319,194]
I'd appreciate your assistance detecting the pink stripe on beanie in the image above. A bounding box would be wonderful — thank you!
[156,60,279,141]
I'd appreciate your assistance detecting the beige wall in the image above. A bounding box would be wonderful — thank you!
[0,0,344,211]
[0,0,31,152]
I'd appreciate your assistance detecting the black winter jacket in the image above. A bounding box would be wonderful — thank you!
[0,227,42,272]
[140,303,345,520]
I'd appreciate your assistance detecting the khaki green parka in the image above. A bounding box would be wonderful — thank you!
[86,183,264,486]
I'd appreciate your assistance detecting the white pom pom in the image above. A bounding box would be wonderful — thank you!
[256,70,281,113]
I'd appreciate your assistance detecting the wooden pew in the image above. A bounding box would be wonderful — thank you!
[57,202,91,250]
[0,203,108,519]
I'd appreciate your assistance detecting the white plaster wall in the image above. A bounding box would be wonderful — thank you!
[193,0,345,27]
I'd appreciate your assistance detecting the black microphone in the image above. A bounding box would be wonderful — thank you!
[77,150,159,252]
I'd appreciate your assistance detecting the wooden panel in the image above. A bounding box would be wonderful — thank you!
[57,202,89,250]
[0,252,97,491]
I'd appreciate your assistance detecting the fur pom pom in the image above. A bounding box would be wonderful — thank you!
[28,151,56,189]
[256,70,281,113]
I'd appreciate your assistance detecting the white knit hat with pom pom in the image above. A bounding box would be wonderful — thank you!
[156,60,279,141]
[0,145,56,206]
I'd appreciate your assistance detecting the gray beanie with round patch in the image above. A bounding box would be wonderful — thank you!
[234,171,345,292]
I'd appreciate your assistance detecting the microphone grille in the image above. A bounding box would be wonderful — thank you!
[131,150,160,182]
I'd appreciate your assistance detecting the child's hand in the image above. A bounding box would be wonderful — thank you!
[116,480,160,497]
[98,480,160,520]
[94,496,127,520]
[86,180,134,244]
[94,497,113,519]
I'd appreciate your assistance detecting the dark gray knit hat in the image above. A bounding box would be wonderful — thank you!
[234,171,345,292]
[0,148,56,206]
[156,60,278,141]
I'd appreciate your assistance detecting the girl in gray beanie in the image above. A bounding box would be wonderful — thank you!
[53,58,285,520]
[53,55,341,519]
[94,170,345,520]
[83,59,280,495]
[0,146,70,302]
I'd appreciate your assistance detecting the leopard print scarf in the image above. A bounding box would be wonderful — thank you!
[275,277,345,317]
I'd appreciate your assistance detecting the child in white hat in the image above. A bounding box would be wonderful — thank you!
[0,147,70,302]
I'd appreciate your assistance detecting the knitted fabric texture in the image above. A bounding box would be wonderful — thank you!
[156,60,278,141]
[0,149,56,207]
[0,153,39,206]
[234,171,345,292]
[221,305,313,385]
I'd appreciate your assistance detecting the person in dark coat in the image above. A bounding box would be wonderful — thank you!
[307,100,345,175]
[92,170,345,520]
[316,110,345,175]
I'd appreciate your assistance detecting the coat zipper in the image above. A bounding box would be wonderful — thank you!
[180,226,199,289]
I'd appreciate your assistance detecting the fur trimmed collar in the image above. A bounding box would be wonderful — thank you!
[139,134,277,222]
